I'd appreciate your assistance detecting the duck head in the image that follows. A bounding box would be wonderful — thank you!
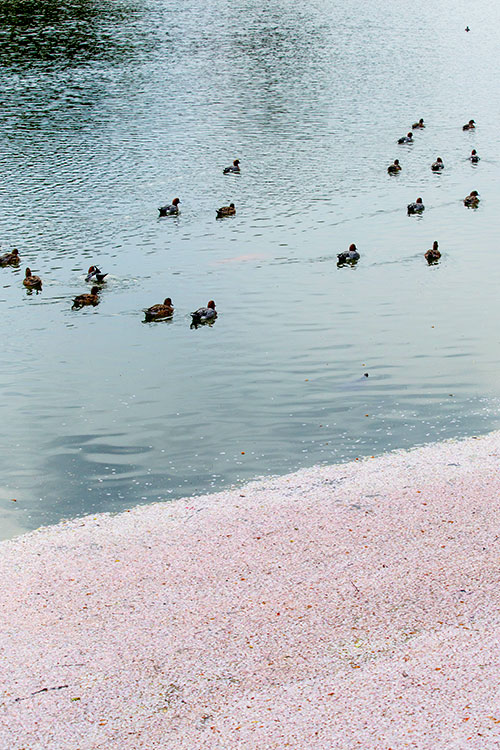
[207,300,216,310]
[416,197,423,204]
[172,198,180,206]
[432,241,439,251]
[90,286,100,295]
[164,297,173,306]
[25,267,32,278]
[349,243,357,252]
[233,160,240,167]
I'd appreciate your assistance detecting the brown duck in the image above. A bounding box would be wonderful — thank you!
[425,241,441,264]
[216,203,236,218]
[72,286,100,308]
[23,267,42,289]
[144,297,174,321]
[0,248,20,266]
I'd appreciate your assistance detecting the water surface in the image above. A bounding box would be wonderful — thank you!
[1,0,499,538]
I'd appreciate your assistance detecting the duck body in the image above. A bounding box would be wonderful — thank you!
[72,286,100,308]
[425,242,441,264]
[158,197,180,217]
[86,265,108,283]
[337,244,360,265]
[407,198,425,215]
[223,159,240,175]
[0,248,20,266]
[464,191,480,208]
[144,297,174,321]
[216,203,236,218]
[23,267,42,289]
[398,133,413,144]
[431,158,444,171]
[191,300,217,327]
[387,159,401,174]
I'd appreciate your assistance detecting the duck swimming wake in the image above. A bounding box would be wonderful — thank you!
[86,265,108,283]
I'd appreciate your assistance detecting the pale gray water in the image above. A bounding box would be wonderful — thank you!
[1,0,499,538]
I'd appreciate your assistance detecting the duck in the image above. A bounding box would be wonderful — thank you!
[216,203,236,218]
[412,118,425,129]
[407,197,425,215]
[0,248,20,266]
[23,267,42,289]
[86,265,108,283]
[72,286,100,308]
[469,149,480,163]
[431,157,444,171]
[425,241,441,264]
[143,297,174,321]
[337,243,360,265]
[464,190,480,208]
[398,132,413,144]
[463,119,475,130]
[387,159,401,174]
[158,197,180,217]
[191,300,217,327]
[223,159,240,175]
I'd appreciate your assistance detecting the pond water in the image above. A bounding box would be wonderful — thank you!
[1,0,499,539]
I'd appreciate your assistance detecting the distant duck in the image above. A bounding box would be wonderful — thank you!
[464,190,480,208]
[86,265,108,283]
[425,241,441,264]
[398,132,413,144]
[337,243,360,265]
[144,297,174,321]
[23,267,42,289]
[158,197,180,216]
[412,118,425,129]
[216,203,236,218]
[72,286,100,308]
[463,119,475,130]
[223,159,240,175]
[407,197,425,215]
[431,157,444,171]
[387,159,401,174]
[469,149,480,163]
[191,300,217,327]
[0,248,20,266]
[465,26,470,31]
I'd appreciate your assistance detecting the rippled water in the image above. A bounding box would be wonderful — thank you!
[1,0,499,538]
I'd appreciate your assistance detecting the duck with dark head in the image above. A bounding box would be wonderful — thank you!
[387,159,401,174]
[223,159,240,175]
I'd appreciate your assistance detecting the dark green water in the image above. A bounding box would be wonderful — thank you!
[1,0,499,538]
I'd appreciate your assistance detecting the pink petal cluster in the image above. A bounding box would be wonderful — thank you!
[2,433,500,748]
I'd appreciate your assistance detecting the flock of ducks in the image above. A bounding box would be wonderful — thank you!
[0,134,482,313]
[0,159,246,325]
[384,117,481,265]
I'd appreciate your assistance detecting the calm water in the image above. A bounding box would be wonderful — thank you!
[1,0,499,539]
